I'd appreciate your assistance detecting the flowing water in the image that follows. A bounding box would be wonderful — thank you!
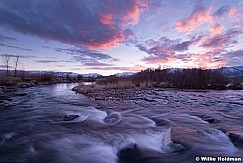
[0,83,242,163]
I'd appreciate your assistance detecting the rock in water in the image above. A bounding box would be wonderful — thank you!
[118,143,141,162]
[63,115,80,121]
[204,118,220,124]
[14,93,27,96]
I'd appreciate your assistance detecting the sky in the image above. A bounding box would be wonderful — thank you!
[0,0,242,76]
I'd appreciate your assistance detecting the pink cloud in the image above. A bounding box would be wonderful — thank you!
[201,29,243,49]
[210,24,223,37]
[0,0,149,50]
[175,4,214,33]
[88,65,146,72]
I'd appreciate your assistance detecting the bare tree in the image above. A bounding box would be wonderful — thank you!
[1,54,11,76]
[14,56,20,77]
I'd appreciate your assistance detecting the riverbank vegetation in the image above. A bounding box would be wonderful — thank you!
[73,67,243,94]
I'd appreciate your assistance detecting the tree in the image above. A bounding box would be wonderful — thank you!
[1,54,11,76]
[14,56,20,77]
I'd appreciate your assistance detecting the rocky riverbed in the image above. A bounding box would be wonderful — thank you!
[73,86,243,158]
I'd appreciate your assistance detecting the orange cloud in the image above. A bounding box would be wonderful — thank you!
[97,0,148,49]
[86,33,125,50]
[210,24,223,37]
[100,13,115,26]
[88,65,146,72]
[121,0,149,27]
[175,5,214,33]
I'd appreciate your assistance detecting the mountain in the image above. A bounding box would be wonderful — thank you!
[54,72,80,77]
[166,68,182,73]
[115,72,135,77]
[81,73,102,78]
[0,70,102,78]
[1,66,243,77]
[220,66,243,77]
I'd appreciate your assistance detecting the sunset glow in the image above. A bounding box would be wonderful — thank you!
[0,0,242,75]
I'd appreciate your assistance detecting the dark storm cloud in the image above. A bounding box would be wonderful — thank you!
[0,0,146,49]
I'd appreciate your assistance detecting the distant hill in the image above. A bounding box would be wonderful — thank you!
[0,70,102,78]
[115,72,135,77]
[219,66,243,77]
[163,66,243,77]
[1,66,243,77]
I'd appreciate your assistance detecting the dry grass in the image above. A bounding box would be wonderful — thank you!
[73,80,156,94]
[107,81,136,89]
[0,77,22,86]
[72,83,105,94]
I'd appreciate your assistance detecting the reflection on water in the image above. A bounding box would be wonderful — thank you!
[0,83,242,163]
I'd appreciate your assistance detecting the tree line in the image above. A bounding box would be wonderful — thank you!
[101,67,229,89]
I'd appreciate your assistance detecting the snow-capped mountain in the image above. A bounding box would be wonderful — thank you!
[54,72,80,77]
[115,72,135,77]
[220,66,243,77]
[81,73,102,78]
[166,68,182,73]
[1,66,243,77]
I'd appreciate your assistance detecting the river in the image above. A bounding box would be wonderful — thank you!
[0,83,242,163]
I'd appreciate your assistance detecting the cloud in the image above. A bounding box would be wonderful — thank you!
[56,47,119,66]
[142,54,170,64]
[225,49,243,66]
[83,62,113,67]
[56,65,65,67]
[175,2,234,34]
[0,54,34,58]
[210,24,223,37]
[88,65,145,72]
[0,34,17,41]
[0,64,13,69]
[213,6,230,18]
[175,2,214,33]
[201,29,243,49]
[0,0,147,49]
[0,42,32,51]
[69,68,81,71]
[136,36,201,64]
[36,60,59,63]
